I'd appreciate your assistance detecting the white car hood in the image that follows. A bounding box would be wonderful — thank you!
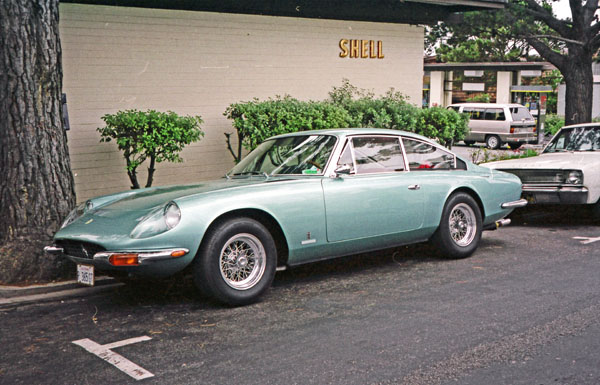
[483,152,600,170]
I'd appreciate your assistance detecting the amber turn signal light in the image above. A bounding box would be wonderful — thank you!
[109,253,139,266]
[170,250,187,258]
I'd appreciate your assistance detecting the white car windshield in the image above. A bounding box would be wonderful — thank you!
[229,135,337,176]
[544,125,600,153]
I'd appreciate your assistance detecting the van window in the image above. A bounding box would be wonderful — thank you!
[484,108,505,121]
[510,107,533,121]
[463,107,485,120]
[448,106,460,112]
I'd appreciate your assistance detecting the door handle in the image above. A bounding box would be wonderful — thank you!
[408,184,420,190]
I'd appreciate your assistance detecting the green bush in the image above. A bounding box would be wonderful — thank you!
[544,114,565,136]
[224,81,470,161]
[416,107,469,148]
[466,93,491,103]
[98,109,203,189]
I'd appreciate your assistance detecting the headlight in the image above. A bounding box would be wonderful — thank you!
[130,201,181,239]
[61,200,93,229]
[566,170,583,185]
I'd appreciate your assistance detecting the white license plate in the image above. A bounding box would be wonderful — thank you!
[77,264,95,286]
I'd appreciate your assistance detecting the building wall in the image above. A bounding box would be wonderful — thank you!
[60,3,424,201]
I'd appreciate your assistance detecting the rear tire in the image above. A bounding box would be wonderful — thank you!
[485,135,502,150]
[432,193,482,259]
[194,217,277,305]
[507,142,522,150]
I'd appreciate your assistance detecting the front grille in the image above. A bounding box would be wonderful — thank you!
[498,169,565,184]
[56,240,106,259]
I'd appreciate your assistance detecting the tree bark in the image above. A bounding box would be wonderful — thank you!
[0,0,77,283]
[562,47,594,125]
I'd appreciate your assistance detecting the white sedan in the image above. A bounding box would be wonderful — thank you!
[484,123,600,218]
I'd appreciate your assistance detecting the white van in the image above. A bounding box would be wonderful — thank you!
[448,103,537,149]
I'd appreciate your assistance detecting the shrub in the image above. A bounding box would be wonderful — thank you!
[416,107,469,148]
[98,110,203,189]
[466,93,491,103]
[544,114,565,136]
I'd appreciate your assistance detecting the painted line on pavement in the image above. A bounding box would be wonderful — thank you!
[73,336,154,380]
[573,236,600,244]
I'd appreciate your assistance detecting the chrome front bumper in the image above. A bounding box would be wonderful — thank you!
[44,246,189,265]
[522,185,589,204]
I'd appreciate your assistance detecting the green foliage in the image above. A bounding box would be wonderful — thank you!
[471,147,539,164]
[466,93,491,103]
[98,109,203,189]
[224,80,470,161]
[544,114,565,136]
[416,107,470,148]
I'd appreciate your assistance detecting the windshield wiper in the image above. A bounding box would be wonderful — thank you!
[231,171,270,178]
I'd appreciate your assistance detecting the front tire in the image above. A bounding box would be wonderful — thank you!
[432,193,482,259]
[194,218,277,305]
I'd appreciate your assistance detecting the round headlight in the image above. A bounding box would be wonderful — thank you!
[164,202,181,229]
[567,170,582,184]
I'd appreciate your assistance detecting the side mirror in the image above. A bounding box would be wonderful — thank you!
[331,164,354,178]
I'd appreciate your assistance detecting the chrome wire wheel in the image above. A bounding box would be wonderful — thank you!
[219,233,266,291]
[449,203,477,247]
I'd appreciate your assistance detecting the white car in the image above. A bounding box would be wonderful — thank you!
[484,123,600,217]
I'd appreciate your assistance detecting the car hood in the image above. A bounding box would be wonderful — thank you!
[55,177,295,240]
[482,152,600,170]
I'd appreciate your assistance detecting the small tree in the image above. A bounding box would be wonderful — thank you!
[98,110,203,189]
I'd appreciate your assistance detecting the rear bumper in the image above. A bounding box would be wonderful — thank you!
[500,198,528,209]
[522,185,589,204]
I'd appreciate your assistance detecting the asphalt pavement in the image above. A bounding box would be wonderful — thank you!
[0,206,598,385]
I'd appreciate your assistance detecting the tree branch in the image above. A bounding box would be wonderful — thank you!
[525,36,567,71]
[530,34,584,45]
[512,0,572,37]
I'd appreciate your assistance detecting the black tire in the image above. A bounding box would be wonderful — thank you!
[507,142,522,150]
[432,192,483,259]
[464,140,475,146]
[592,199,600,222]
[485,135,502,150]
[194,217,277,305]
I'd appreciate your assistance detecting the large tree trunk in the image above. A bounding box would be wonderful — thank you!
[0,0,76,283]
[562,47,594,126]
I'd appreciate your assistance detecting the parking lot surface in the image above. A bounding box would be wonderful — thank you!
[1,207,598,385]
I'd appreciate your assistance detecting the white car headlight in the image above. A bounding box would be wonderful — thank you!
[61,200,93,229]
[130,201,181,239]
[566,170,583,185]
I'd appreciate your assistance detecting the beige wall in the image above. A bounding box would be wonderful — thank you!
[60,3,424,201]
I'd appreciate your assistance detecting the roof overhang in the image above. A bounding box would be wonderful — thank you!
[424,62,556,72]
[64,0,506,24]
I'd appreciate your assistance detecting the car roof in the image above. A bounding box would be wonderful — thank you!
[272,128,434,142]
[449,103,525,108]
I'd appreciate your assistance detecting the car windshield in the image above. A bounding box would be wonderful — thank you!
[544,125,600,153]
[229,135,337,176]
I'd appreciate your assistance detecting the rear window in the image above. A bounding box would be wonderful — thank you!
[510,107,533,121]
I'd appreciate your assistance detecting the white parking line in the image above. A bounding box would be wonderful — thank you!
[573,236,600,245]
[73,336,154,380]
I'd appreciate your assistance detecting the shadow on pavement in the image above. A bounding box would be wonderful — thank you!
[509,205,600,227]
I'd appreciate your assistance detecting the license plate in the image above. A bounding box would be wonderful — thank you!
[77,264,95,286]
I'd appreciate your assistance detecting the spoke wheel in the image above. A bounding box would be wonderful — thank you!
[219,234,266,290]
[194,218,277,305]
[449,203,477,247]
[432,192,482,259]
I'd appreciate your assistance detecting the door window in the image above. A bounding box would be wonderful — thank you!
[402,138,456,170]
[350,136,405,174]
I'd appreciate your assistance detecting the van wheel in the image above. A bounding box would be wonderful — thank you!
[485,135,502,150]
[464,140,475,146]
[507,142,522,150]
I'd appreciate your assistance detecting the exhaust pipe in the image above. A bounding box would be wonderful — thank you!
[483,218,511,231]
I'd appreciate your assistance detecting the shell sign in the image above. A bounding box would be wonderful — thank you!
[339,39,384,59]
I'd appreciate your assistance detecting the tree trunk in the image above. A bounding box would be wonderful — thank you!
[562,47,594,126]
[0,0,77,283]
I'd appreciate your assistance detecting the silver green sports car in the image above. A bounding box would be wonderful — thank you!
[45,129,526,305]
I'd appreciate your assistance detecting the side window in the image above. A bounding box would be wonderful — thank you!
[336,142,355,173]
[464,107,485,120]
[484,108,506,121]
[351,136,405,174]
[402,138,455,170]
